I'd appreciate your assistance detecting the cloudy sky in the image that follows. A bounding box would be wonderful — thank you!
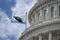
[0,0,36,40]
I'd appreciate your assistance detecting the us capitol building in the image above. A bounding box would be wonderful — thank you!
[19,0,60,40]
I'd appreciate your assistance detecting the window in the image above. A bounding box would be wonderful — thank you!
[38,12,40,20]
[36,11,40,21]
[30,18,32,22]
[39,10,42,16]
[59,5,60,16]
[51,7,54,18]
[44,9,46,19]
[38,12,40,16]
[32,14,35,22]
[30,15,32,22]
[31,14,35,23]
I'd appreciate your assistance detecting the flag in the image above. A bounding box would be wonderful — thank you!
[11,12,27,24]
[14,16,23,23]
[11,16,25,24]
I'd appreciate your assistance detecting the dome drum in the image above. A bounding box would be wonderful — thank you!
[19,0,60,40]
[28,0,60,25]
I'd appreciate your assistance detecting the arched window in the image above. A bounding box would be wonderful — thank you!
[30,14,35,23]
[59,5,60,16]
[44,9,46,19]
[51,6,54,18]
[32,14,35,22]
[38,12,40,20]
[30,18,32,22]
[36,11,40,21]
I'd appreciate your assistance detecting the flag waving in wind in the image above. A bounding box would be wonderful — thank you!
[11,14,26,24]
[11,12,27,24]
[14,16,24,23]
[11,16,26,24]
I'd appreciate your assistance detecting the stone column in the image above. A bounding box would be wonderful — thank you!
[28,38,33,40]
[39,35,42,40]
[49,32,52,40]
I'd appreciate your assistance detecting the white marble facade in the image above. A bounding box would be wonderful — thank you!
[19,0,60,40]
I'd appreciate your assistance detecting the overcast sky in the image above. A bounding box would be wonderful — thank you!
[0,0,36,40]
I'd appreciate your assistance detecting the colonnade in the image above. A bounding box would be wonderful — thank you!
[28,31,60,40]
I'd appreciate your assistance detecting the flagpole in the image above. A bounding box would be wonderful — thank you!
[25,12,27,40]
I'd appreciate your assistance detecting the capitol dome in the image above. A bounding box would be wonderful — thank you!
[19,0,60,40]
